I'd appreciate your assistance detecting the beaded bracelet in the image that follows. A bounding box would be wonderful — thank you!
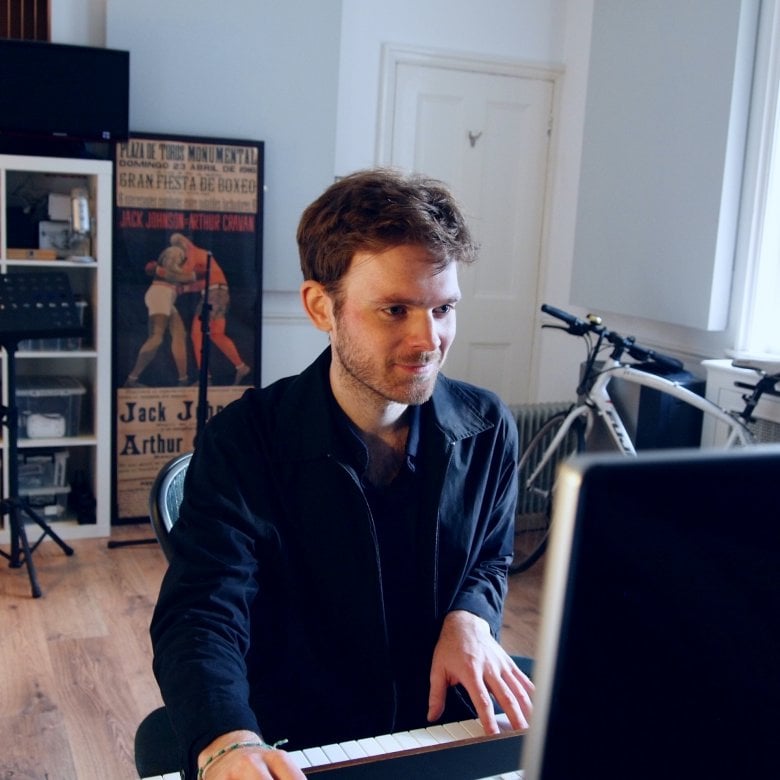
[197,737,289,779]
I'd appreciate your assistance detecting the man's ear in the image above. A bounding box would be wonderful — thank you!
[300,280,334,332]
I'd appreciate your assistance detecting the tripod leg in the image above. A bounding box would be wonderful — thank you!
[6,508,43,598]
[22,502,75,557]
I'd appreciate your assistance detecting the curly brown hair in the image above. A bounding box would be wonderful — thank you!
[297,168,477,294]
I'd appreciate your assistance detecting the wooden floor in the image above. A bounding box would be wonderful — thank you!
[0,524,543,780]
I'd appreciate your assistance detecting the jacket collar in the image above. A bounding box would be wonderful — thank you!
[274,347,494,461]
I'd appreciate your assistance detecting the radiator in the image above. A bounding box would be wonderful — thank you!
[509,401,573,515]
[702,360,780,446]
[752,417,780,444]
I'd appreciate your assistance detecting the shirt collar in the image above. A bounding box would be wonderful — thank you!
[333,399,423,476]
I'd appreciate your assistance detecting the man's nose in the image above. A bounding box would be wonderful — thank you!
[406,311,440,352]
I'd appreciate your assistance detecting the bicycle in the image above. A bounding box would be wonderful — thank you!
[510,303,780,574]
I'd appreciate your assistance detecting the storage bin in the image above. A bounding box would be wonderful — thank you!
[16,376,86,438]
[20,485,71,517]
[18,450,69,490]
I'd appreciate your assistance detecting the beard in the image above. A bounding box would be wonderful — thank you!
[332,335,443,407]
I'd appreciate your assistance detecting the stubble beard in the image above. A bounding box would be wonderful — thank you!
[333,339,443,407]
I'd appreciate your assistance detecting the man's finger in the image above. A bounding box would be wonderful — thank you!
[427,666,447,722]
[465,680,499,735]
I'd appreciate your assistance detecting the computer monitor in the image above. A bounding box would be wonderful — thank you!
[0,39,129,146]
[522,444,780,780]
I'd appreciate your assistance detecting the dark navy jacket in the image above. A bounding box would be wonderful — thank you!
[150,348,518,776]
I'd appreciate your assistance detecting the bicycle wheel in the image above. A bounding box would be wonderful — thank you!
[510,411,583,574]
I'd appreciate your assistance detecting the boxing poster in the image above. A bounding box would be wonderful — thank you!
[112,133,263,521]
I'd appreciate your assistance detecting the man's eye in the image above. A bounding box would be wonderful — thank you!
[385,306,406,316]
[435,304,455,315]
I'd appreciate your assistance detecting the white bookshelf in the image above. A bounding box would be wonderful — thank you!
[0,153,112,541]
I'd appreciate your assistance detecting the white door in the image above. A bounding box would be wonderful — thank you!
[385,59,555,404]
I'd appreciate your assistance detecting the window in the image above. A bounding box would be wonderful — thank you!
[735,0,780,357]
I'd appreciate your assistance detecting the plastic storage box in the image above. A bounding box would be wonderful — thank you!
[16,376,86,438]
[18,450,71,517]
[18,450,69,490]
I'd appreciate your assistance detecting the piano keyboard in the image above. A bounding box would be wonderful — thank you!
[140,715,524,780]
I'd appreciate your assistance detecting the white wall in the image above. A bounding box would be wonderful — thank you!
[51,0,105,46]
[334,0,567,173]
[53,0,743,398]
[47,1,770,420]
[104,0,343,384]
[52,0,582,390]
[104,0,341,295]
[333,0,585,401]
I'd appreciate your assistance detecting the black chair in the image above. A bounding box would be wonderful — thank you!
[148,451,192,563]
[136,453,191,778]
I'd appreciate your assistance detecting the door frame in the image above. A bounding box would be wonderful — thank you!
[375,43,564,401]
[376,43,563,162]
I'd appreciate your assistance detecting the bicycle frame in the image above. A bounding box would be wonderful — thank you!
[511,302,770,576]
[524,359,754,486]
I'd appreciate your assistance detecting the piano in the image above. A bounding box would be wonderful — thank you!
[140,714,524,780]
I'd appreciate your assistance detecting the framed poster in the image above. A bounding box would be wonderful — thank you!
[112,132,263,521]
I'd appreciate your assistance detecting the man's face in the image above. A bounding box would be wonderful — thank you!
[328,244,460,408]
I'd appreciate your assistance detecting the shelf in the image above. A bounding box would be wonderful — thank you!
[17,436,98,449]
[1,258,98,268]
[0,152,112,543]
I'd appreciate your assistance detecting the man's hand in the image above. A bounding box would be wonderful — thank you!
[197,730,305,779]
[427,610,534,734]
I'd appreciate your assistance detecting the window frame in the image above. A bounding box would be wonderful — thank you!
[733,0,780,358]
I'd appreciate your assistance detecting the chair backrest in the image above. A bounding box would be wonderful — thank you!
[149,451,192,562]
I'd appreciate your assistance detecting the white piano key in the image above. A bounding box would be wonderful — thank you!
[457,718,487,738]
[496,712,514,732]
[456,713,516,738]
[320,741,351,763]
[338,739,369,760]
[286,749,312,768]
[440,720,474,740]
[387,728,424,750]
[407,727,441,747]
[373,732,406,753]
[302,745,330,765]
[355,736,386,756]
[424,724,458,743]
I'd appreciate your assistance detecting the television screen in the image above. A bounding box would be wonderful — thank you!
[523,444,780,780]
[0,39,129,144]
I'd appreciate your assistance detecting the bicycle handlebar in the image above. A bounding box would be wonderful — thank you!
[540,303,684,372]
[540,303,597,336]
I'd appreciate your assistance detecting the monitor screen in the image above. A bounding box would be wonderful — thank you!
[522,444,780,780]
[0,39,129,143]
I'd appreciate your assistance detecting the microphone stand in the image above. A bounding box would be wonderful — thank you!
[196,252,213,443]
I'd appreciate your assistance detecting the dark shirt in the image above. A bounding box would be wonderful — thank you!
[339,405,431,729]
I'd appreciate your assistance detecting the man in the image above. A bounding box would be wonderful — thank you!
[169,232,252,385]
[124,244,191,388]
[150,169,533,779]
